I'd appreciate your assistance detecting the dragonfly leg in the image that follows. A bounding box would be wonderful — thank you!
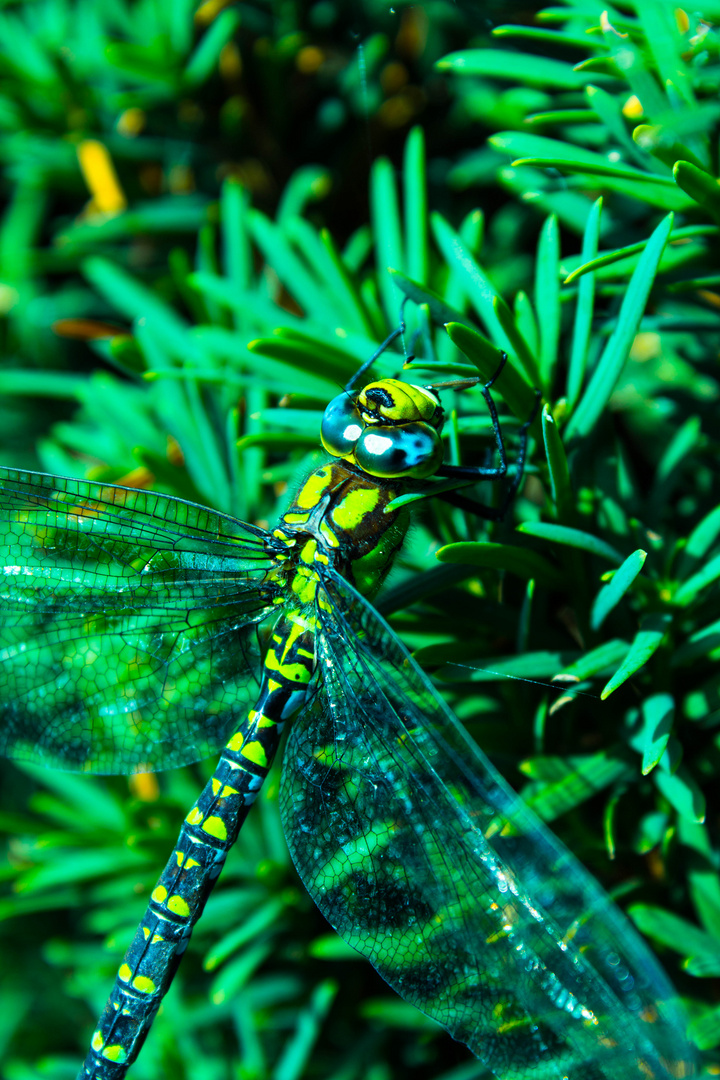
[436,363,542,521]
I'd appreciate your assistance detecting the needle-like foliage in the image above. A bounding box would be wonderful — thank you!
[1,2,719,1077]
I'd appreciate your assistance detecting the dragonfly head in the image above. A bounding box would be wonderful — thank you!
[320,378,444,479]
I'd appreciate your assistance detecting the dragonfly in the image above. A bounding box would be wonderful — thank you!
[0,318,694,1080]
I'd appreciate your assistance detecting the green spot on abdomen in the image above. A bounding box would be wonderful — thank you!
[200,816,228,842]
[167,894,192,917]
[149,884,191,916]
[211,777,239,797]
[265,648,312,685]
[241,740,268,767]
[102,1045,129,1063]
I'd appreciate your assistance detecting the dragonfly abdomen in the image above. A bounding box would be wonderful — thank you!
[78,610,316,1080]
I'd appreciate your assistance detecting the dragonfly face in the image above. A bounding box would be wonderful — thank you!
[321,377,444,479]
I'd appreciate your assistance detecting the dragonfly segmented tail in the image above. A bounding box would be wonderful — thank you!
[80,606,314,1075]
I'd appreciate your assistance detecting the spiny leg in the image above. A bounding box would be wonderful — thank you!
[77,612,315,1080]
[440,380,542,521]
[399,351,541,521]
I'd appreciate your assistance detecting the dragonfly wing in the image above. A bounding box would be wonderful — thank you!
[0,467,279,773]
[279,570,694,1080]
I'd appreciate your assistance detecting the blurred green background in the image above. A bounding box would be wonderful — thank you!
[1,0,719,1077]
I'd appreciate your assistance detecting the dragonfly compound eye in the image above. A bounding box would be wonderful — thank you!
[321,383,445,478]
[354,422,443,479]
[321,392,364,457]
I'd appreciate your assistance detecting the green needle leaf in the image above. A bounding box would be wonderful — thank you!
[371,157,404,324]
[492,295,542,387]
[564,212,674,441]
[688,1004,720,1051]
[517,522,624,564]
[559,640,631,681]
[436,541,562,585]
[567,196,602,407]
[221,178,251,294]
[541,405,573,523]
[674,551,720,607]
[246,210,329,323]
[654,767,706,824]
[491,132,694,211]
[431,212,509,349]
[512,156,680,187]
[601,614,672,699]
[685,505,720,562]
[444,322,542,437]
[590,549,647,631]
[183,9,241,87]
[389,270,470,334]
[684,955,720,978]
[535,214,560,387]
[562,225,717,284]
[437,50,585,89]
[673,161,720,226]
[639,694,675,777]
[403,126,429,285]
[629,905,716,956]
[520,752,631,823]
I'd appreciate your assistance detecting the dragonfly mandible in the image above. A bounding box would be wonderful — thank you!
[0,318,694,1080]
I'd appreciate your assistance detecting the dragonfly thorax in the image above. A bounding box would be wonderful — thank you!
[321,378,444,480]
[272,461,410,599]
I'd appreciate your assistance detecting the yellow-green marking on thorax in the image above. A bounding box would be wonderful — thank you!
[331,485,381,531]
[295,464,333,508]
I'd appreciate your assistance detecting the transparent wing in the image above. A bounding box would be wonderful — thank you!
[279,570,694,1080]
[0,467,280,773]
